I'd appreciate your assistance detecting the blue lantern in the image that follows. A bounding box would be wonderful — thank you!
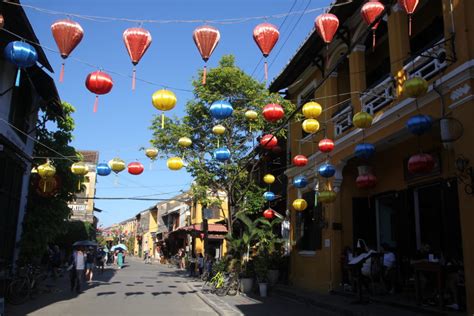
[214,147,231,162]
[4,41,38,87]
[406,114,432,135]
[96,162,111,176]
[210,100,233,120]
[293,176,308,189]
[318,163,336,178]
[355,143,375,159]
[263,191,276,201]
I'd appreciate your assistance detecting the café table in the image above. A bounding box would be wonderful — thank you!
[412,260,445,309]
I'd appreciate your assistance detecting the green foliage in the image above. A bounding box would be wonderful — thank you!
[126,236,135,254]
[53,221,95,249]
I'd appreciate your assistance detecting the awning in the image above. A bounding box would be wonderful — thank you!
[176,223,228,233]
[208,234,225,240]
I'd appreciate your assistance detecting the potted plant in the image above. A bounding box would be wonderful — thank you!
[240,259,255,294]
[267,251,282,286]
[254,255,268,297]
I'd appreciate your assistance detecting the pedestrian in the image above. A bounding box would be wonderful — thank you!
[96,248,105,274]
[51,245,61,279]
[117,250,124,269]
[189,253,197,277]
[85,248,95,282]
[73,247,85,293]
[180,248,186,270]
[197,253,204,276]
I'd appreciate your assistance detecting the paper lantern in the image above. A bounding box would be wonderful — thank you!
[355,143,376,159]
[253,22,279,81]
[263,191,276,201]
[97,163,112,176]
[260,134,278,149]
[356,173,377,189]
[128,162,144,175]
[292,199,308,211]
[210,100,233,120]
[353,112,373,129]
[193,25,220,84]
[318,163,336,178]
[178,137,192,148]
[262,103,284,122]
[152,89,177,128]
[108,158,126,174]
[293,176,308,189]
[4,41,38,87]
[398,0,420,36]
[245,110,258,120]
[214,147,231,162]
[123,27,152,90]
[263,174,275,184]
[167,157,184,170]
[315,13,339,45]
[71,162,88,176]
[85,71,113,112]
[408,153,435,174]
[406,114,432,135]
[319,138,334,153]
[263,209,275,219]
[51,19,84,82]
[37,162,56,179]
[302,119,320,134]
[318,190,337,203]
[271,145,283,154]
[145,148,159,160]
[302,102,322,119]
[361,0,385,49]
[293,155,308,167]
[212,125,226,135]
[37,176,60,197]
[403,77,428,98]
[0,14,4,29]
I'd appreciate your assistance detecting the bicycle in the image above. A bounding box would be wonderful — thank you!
[201,270,225,293]
[6,265,48,305]
[215,272,240,297]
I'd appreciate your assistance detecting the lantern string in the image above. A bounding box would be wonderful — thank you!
[264,60,268,82]
[93,95,99,113]
[132,67,136,90]
[15,69,21,87]
[59,62,65,83]
[202,65,207,85]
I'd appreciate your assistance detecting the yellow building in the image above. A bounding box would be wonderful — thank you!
[270,0,474,313]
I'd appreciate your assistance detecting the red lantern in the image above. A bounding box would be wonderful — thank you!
[361,0,385,50]
[271,145,283,155]
[356,173,377,189]
[293,155,308,167]
[123,27,152,90]
[318,138,335,153]
[253,23,279,81]
[398,0,419,36]
[128,162,144,175]
[263,209,275,219]
[35,175,61,197]
[262,103,284,122]
[51,19,84,82]
[315,13,339,45]
[85,71,113,113]
[408,153,435,174]
[260,134,278,149]
[193,25,220,85]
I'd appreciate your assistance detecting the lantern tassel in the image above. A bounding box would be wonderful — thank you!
[15,69,21,87]
[372,31,376,51]
[264,60,268,82]
[59,63,65,83]
[217,138,220,148]
[43,180,47,193]
[93,95,99,113]
[77,179,81,191]
[161,113,165,129]
[409,15,412,37]
[202,65,207,85]
[132,67,136,91]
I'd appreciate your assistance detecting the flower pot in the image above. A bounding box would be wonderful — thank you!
[259,282,268,297]
[240,278,253,294]
[267,269,279,285]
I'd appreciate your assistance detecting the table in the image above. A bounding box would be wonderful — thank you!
[412,260,445,309]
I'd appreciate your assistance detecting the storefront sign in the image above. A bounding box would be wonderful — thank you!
[69,204,86,211]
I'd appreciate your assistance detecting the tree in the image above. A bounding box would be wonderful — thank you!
[150,55,294,231]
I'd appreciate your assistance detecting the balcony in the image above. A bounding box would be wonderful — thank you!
[361,75,395,116]
[332,101,353,137]
[404,38,448,81]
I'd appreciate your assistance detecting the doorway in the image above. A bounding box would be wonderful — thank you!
[375,194,398,250]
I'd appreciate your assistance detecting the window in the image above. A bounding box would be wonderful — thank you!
[409,0,444,56]
[296,191,322,251]
[9,69,34,142]
[364,22,390,89]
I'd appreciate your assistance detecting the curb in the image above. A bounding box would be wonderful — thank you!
[185,282,243,316]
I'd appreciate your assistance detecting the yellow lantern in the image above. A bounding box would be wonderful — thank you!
[302,101,322,119]
[263,174,275,185]
[167,157,184,170]
[37,162,56,179]
[403,77,428,99]
[178,137,192,148]
[71,162,88,176]
[245,110,258,120]
[302,119,320,134]
[292,199,308,211]
[212,125,226,135]
[145,147,159,160]
[152,89,177,129]
[353,111,373,129]
[318,190,337,203]
[108,158,126,173]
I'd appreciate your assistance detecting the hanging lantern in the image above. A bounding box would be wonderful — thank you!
[263,191,276,201]
[355,143,376,159]
[398,0,420,36]
[403,77,428,98]
[263,174,275,184]
[262,103,284,122]
[245,110,258,120]
[292,199,308,211]
[293,155,308,167]
[293,176,308,189]
[36,175,60,197]
[97,162,112,176]
[315,13,339,45]
[214,147,231,162]
[51,19,84,82]
[260,134,278,149]
[318,163,336,178]
[193,25,220,85]
[37,162,56,182]
[123,27,152,90]
[302,102,322,119]
[263,209,275,219]
[108,158,126,174]
[71,162,88,176]
[0,14,4,29]
[253,22,279,81]
[128,162,144,175]
[408,153,435,174]
[4,41,38,87]
[210,100,233,120]
[85,71,113,113]
[318,138,334,153]
[302,119,320,134]
[178,137,193,148]
[356,165,377,189]
[212,125,226,135]
[167,157,184,171]
[152,89,177,129]
[353,112,373,129]
[406,114,432,135]
[145,147,159,160]
[360,0,385,50]
[318,190,337,203]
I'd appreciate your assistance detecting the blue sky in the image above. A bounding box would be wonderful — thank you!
[23,0,331,227]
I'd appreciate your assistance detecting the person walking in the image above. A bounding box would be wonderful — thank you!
[73,247,85,293]
[85,248,95,282]
[117,250,124,269]
[189,253,197,277]
[197,253,204,276]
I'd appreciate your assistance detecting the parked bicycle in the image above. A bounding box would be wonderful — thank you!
[215,272,240,297]
[201,270,225,294]
[6,265,48,305]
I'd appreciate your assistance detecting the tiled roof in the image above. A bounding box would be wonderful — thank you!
[79,150,99,164]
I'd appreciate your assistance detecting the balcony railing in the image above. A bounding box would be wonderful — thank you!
[404,38,448,81]
[332,102,353,137]
[361,75,395,115]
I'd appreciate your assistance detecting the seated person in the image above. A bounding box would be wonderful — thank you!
[380,243,397,293]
